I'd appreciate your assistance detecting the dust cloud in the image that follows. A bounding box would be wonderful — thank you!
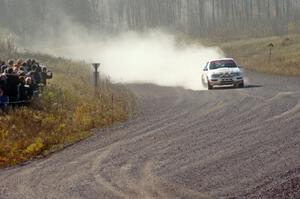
[38,31,224,90]
[99,32,224,90]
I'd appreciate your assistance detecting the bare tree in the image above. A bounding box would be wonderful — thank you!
[0,0,299,42]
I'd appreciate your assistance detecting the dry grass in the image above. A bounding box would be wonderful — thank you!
[220,34,300,76]
[0,45,135,168]
[176,33,300,76]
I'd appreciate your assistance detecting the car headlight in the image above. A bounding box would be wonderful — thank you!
[232,72,241,76]
[211,74,220,78]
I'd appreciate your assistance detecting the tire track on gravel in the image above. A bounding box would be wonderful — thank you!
[1,71,300,199]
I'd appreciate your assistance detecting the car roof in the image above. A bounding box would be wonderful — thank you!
[208,58,235,62]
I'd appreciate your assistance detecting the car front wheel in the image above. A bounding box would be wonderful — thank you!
[208,81,213,90]
[238,82,244,88]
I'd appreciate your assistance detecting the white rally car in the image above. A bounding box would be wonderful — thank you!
[202,58,244,90]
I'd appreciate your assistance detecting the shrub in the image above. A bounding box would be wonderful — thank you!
[0,53,134,168]
[25,138,44,155]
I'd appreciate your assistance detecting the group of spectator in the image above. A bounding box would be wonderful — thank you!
[0,58,53,113]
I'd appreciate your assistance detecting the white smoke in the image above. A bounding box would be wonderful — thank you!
[36,31,224,90]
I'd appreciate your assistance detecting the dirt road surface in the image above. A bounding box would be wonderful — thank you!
[1,71,300,199]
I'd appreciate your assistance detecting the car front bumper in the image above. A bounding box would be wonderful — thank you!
[209,77,244,86]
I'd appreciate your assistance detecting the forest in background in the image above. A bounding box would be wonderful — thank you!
[1,0,300,44]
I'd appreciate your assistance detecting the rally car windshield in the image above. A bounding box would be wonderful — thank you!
[209,60,238,70]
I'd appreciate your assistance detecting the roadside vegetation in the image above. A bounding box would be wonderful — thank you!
[220,34,300,76]
[181,33,300,76]
[0,39,134,168]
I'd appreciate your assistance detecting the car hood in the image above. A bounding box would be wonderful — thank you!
[209,67,241,75]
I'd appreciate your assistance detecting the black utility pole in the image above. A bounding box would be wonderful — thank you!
[92,63,101,89]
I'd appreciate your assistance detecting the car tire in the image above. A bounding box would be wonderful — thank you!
[238,82,244,88]
[208,82,213,90]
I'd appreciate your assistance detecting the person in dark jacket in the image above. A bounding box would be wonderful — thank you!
[41,66,53,85]
[24,59,32,72]
[30,64,41,90]
[0,60,6,73]
[25,77,34,101]
[5,68,19,105]
[34,64,42,84]
[0,87,9,113]
[18,76,27,106]
[0,74,7,92]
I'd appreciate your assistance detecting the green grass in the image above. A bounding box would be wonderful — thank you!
[0,40,135,168]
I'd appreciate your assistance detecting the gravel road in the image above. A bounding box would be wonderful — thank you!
[1,71,300,199]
